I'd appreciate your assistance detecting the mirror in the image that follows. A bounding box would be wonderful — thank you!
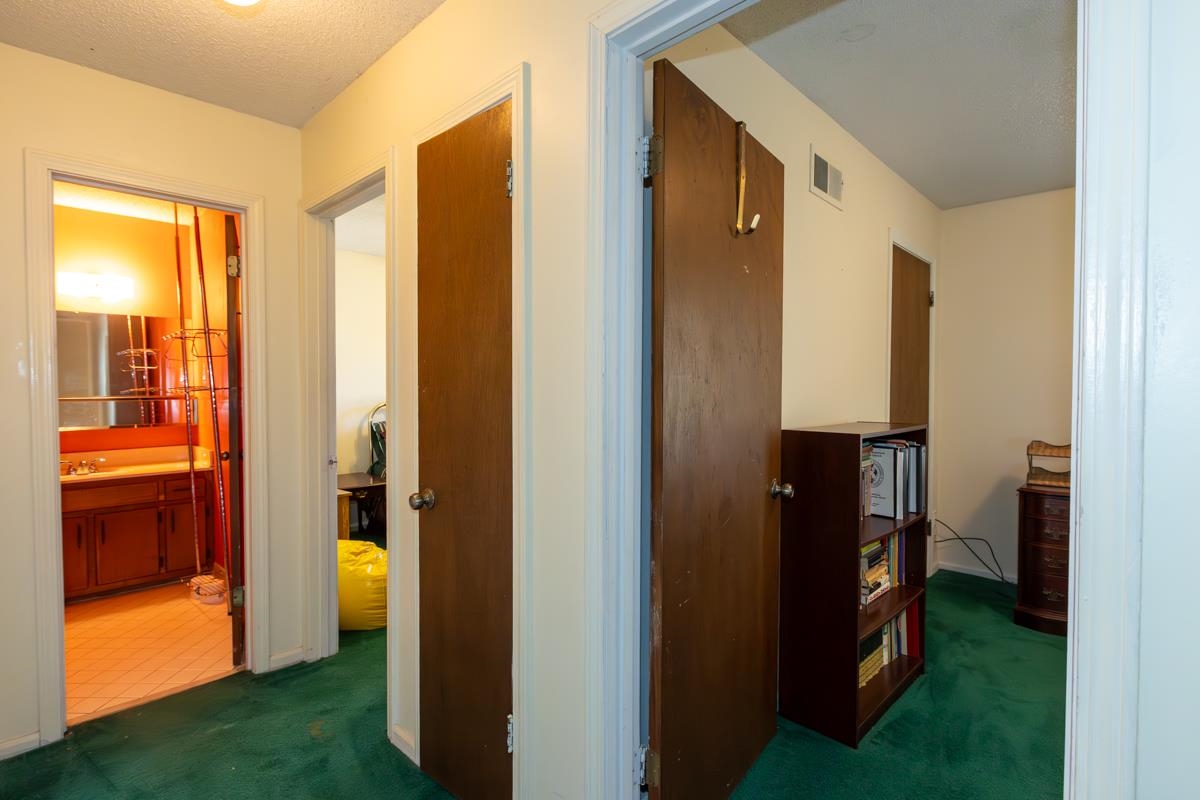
[57,311,190,430]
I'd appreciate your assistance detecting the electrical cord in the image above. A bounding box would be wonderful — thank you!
[932,518,1015,585]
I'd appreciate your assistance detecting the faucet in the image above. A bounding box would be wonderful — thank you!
[77,458,106,474]
[60,459,76,476]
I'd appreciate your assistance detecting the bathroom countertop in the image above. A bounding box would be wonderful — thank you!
[60,461,214,485]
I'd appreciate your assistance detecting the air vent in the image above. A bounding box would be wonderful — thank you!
[810,145,844,209]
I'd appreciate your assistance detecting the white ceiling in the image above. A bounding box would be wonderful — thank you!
[335,195,386,258]
[723,0,1076,208]
[0,0,445,127]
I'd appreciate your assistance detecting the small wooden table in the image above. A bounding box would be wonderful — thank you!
[337,472,387,534]
[336,490,351,539]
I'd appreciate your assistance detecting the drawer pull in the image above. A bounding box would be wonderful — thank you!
[1041,588,1064,602]
[1042,556,1066,570]
[76,523,83,549]
[100,520,106,545]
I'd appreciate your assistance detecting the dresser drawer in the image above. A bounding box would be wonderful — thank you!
[1022,573,1068,614]
[1025,492,1069,520]
[1026,515,1069,546]
[62,481,158,512]
[165,475,207,499]
[1026,542,1069,577]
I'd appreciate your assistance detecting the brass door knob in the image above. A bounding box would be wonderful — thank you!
[769,479,794,500]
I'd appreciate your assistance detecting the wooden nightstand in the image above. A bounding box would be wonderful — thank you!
[1014,483,1070,635]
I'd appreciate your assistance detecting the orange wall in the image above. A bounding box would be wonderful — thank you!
[54,205,186,319]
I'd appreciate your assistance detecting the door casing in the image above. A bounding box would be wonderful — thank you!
[23,151,268,748]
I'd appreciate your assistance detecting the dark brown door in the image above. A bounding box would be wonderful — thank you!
[649,59,785,799]
[62,514,90,596]
[415,99,513,799]
[889,245,931,424]
[165,500,207,572]
[95,507,160,585]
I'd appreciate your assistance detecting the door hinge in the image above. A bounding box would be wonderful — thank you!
[929,290,935,307]
[640,134,663,180]
[227,255,241,278]
[505,160,513,198]
[506,713,514,754]
[637,745,659,791]
[231,586,245,608]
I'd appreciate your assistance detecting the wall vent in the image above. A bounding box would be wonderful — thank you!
[810,145,844,209]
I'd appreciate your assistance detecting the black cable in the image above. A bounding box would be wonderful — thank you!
[932,518,1014,585]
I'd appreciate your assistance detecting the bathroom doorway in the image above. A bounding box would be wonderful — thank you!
[53,180,248,725]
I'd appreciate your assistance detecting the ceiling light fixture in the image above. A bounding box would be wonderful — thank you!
[224,0,262,7]
[57,272,136,304]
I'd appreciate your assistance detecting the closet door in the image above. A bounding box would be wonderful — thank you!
[648,59,786,799]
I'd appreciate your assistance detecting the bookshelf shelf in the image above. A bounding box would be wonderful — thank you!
[860,511,926,547]
[856,654,923,735]
[858,585,923,641]
[779,421,928,748]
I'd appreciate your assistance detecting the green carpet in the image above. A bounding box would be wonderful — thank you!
[733,570,1067,799]
[0,571,1063,799]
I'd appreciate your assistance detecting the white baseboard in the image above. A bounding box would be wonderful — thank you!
[389,723,417,764]
[936,559,1017,584]
[0,732,41,761]
[267,646,305,671]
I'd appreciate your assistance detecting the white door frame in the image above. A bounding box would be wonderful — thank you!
[586,1,1135,798]
[298,64,532,795]
[23,149,271,747]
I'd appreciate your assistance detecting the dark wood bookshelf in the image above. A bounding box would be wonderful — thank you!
[779,422,928,747]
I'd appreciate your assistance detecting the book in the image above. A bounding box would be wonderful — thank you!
[868,446,899,518]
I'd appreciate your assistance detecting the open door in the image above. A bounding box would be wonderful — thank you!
[889,244,931,425]
[413,100,514,799]
[224,214,246,667]
[648,60,786,798]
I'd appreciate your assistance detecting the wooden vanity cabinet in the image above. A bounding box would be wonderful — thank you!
[62,473,213,601]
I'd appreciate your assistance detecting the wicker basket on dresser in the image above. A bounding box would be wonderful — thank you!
[1014,483,1070,635]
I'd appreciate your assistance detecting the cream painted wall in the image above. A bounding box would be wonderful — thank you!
[301,8,942,793]
[660,26,943,428]
[0,43,301,752]
[934,189,1075,580]
[334,250,386,474]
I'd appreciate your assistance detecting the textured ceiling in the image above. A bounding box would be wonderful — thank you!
[335,195,386,258]
[0,0,446,127]
[723,0,1076,208]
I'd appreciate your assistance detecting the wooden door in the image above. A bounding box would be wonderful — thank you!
[95,507,160,585]
[165,500,207,572]
[224,212,247,668]
[889,245,931,424]
[62,514,90,596]
[649,59,785,799]
[415,99,513,799]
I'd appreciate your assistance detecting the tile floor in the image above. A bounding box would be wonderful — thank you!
[65,583,237,724]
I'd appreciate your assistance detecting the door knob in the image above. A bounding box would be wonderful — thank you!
[408,488,437,511]
[769,479,794,500]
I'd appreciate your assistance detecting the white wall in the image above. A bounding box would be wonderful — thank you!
[661,26,943,429]
[334,250,386,474]
[0,43,302,754]
[934,189,1075,580]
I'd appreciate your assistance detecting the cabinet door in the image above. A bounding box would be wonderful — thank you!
[165,501,206,573]
[95,507,161,585]
[62,514,91,596]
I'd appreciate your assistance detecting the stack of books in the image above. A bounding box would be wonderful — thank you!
[858,628,885,687]
[860,539,890,605]
[868,439,928,519]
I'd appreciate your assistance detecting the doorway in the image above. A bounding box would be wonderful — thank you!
[52,180,247,724]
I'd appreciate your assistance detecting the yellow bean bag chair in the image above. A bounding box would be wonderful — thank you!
[337,539,388,630]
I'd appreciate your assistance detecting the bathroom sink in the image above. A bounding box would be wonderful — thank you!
[59,446,213,483]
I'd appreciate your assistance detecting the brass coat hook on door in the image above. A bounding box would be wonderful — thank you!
[735,121,760,237]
